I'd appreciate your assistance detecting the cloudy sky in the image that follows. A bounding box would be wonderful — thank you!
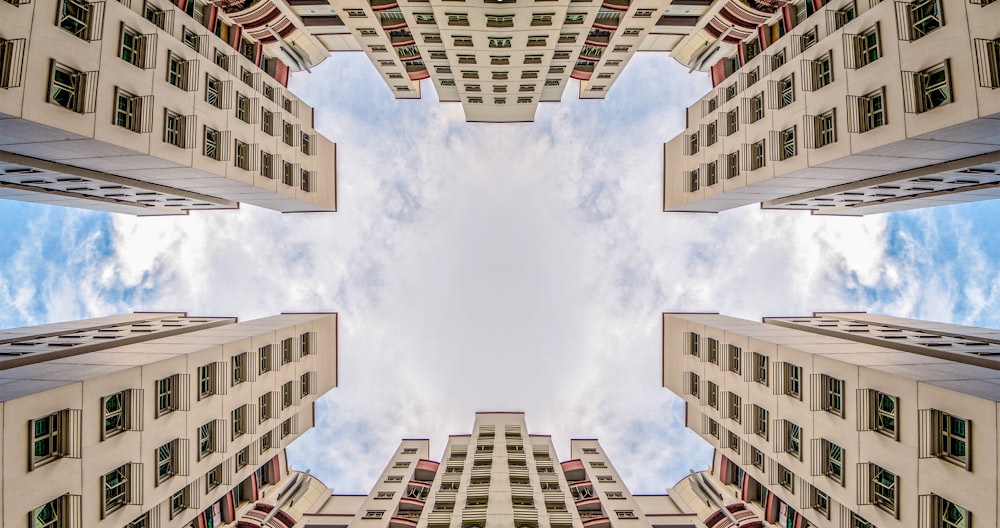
[2,52,1000,495]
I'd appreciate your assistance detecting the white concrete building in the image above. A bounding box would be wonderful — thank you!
[663,0,1000,215]
[0,0,336,215]
[663,311,998,528]
[0,311,337,528]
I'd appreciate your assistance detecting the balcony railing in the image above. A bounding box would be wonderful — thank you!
[396,46,421,60]
[369,0,399,11]
[593,10,622,28]
[0,38,26,88]
[601,0,629,10]
[379,10,407,29]
[586,30,612,46]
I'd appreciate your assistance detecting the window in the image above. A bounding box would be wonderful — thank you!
[234,140,253,171]
[155,374,184,417]
[206,463,222,491]
[919,409,972,469]
[259,392,273,423]
[364,510,385,520]
[746,93,764,123]
[113,88,150,134]
[774,126,797,161]
[232,404,249,439]
[904,61,951,113]
[873,390,898,438]
[751,352,768,385]
[706,381,719,410]
[725,393,741,423]
[817,439,844,483]
[899,0,943,41]
[705,121,717,146]
[803,53,834,91]
[102,389,140,440]
[182,28,203,54]
[198,363,217,399]
[798,27,818,53]
[685,332,700,357]
[260,108,275,136]
[119,26,153,69]
[863,463,898,515]
[727,345,742,374]
[723,151,739,179]
[705,161,718,186]
[848,511,875,528]
[725,108,739,136]
[235,93,254,123]
[684,372,700,398]
[775,75,794,109]
[776,463,794,491]
[205,76,227,110]
[300,371,316,398]
[280,337,295,365]
[816,374,844,416]
[57,0,103,41]
[163,109,193,148]
[685,133,699,156]
[156,439,182,483]
[170,487,190,518]
[232,352,248,385]
[31,412,64,468]
[198,421,217,459]
[743,67,760,89]
[235,446,250,471]
[144,4,171,32]
[920,495,970,528]
[615,511,637,520]
[748,140,766,171]
[806,109,837,148]
[260,151,274,179]
[847,25,881,69]
[849,87,887,133]
[750,447,764,470]
[102,464,134,516]
[827,3,855,32]
[259,344,273,374]
[752,405,768,440]
[785,421,802,458]
[376,491,395,500]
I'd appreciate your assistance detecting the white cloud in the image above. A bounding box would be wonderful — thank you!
[2,52,996,497]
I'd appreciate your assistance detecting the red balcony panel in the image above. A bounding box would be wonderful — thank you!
[582,517,611,528]
[571,70,594,81]
[398,498,426,510]
[389,517,419,528]
[370,0,399,11]
[416,460,439,472]
[575,497,602,510]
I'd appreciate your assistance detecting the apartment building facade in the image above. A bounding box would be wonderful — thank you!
[0,0,336,215]
[663,0,1000,215]
[295,412,705,528]
[0,311,337,528]
[662,312,999,528]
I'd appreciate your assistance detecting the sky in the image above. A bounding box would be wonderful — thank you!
[2,52,1000,495]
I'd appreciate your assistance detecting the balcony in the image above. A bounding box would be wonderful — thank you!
[415,459,439,482]
[389,30,415,47]
[398,498,426,510]
[370,0,399,11]
[593,10,622,29]
[582,516,611,528]
[388,517,419,528]
[571,62,595,81]
[379,10,407,29]
[575,497,602,510]
[601,0,630,10]
[585,30,612,46]
[561,460,585,482]
[396,45,421,60]
[579,45,604,60]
